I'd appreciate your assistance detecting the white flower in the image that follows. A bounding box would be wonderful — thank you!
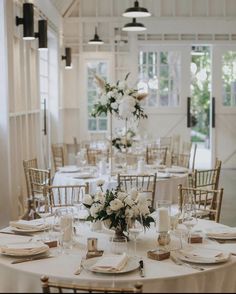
[117,191,127,201]
[111,102,118,110]
[83,194,93,206]
[130,188,138,200]
[137,192,150,204]
[110,199,124,211]
[107,91,113,98]
[96,179,105,187]
[106,207,113,215]
[94,191,105,204]
[90,203,103,218]
[100,94,108,105]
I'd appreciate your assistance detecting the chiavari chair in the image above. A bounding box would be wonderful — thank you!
[86,147,108,165]
[51,144,65,172]
[44,183,89,211]
[41,276,143,293]
[28,168,51,210]
[178,184,223,223]
[171,153,191,169]
[23,158,38,199]
[146,146,167,165]
[117,173,157,208]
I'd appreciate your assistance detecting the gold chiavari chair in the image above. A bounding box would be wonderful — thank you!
[181,141,192,155]
[117,173,157,208]
[146,146,167,165]
[23,158,38,199]
[171,153,191,169]
[178,184,223,223]
[86,148,108,165]
[28,168,51,210]
[44,183,89,211]
[41,276,143,293]
[51,144,65,172]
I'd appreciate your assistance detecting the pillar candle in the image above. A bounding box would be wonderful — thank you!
[60,215,73,242]
[156,207,170,232]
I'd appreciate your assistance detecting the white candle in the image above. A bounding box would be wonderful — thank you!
[156,207,170,232]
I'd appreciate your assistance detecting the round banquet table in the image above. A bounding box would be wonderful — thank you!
[53,165,188,204]
[0,219,236,293]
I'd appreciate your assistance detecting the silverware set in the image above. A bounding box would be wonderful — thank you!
[74,257,85,275]
[170,254,205,271]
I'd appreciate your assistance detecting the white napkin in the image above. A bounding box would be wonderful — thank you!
[0,241,49,256]
[91,253,128,272]
[179,247,224,263]
[10,220,48,231]
[59,166,80,173]
[205,227,236,238]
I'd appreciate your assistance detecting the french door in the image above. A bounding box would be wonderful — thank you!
[212,45,236,168]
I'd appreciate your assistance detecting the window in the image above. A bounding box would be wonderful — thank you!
[87,61,108,131]
[222,51,236,106]
[138,50,181,107]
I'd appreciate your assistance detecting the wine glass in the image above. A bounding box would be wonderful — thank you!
[182,195,198,244]
[127,219,143,257]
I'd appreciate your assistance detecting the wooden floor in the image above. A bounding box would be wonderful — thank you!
[219,169,236,227]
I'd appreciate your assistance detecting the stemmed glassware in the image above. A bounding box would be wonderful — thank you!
[127,218,143,257]
[181,192,198,244]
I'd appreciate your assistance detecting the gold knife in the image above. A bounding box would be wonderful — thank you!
[11,255,54,264]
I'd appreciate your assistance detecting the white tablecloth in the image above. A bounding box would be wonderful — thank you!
[53,165,188,204]
[0,219,236,293]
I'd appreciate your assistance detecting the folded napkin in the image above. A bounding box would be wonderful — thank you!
[179,247,224,263]
[91,253,128,272]
[0,241,49,256]
[10,220,48,231]
[205,227,236,238]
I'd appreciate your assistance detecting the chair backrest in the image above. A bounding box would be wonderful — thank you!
[117,173,157,208]
[51,144,65,172]
[171,135,180,154]
[178,184,223,223]
[23,158,38,199]
[192,164,221,190]
[171,153,190,168]
[86,148,108,165]
[146,146,167,165]
[45,183,89,209]
[41,276,143,293]
[28,168,51,203]
[181,141,192,155]
[191,144,197,171]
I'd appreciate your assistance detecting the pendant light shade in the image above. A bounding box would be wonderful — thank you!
[123,1,151,18]
[35,20,48,51]
[16,3,35,40]
[122,18,146,32]
[62,48,72,69]
[88,27,104,45]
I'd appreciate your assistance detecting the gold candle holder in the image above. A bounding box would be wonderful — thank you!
[157,231,171,246]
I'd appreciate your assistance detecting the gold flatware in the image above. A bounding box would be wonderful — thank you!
[170,255,205,271]
[74,257,85,275]
[11,255,54,264]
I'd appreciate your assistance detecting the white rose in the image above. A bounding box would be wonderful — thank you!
[132,205,140,218]
[96,179,105,187]
[111,102,118,110]
[90,203,103,218]
[107,91,113,98]
[106,207,113,215]
[117,191,127,201]
[118,102,129,119]
[100,94,108,105]
[110,199,124,211]
[118,81,127,90]
[130,188,138,200]
[83,194,93,206]
[94,191,105,204]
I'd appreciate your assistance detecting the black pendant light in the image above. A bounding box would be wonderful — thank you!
[62,47,72,69]
[16,3,35,40]
[122,18,146,32]
[35,20,48,51]
[123,1,151,18]
[88,27,104,45]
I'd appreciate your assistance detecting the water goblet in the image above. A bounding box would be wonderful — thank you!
[127,219,143,257]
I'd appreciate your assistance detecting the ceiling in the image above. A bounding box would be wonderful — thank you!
[50,0,79,17]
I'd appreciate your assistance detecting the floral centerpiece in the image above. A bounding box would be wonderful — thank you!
[83,184,155,241]
[91,73,148,120]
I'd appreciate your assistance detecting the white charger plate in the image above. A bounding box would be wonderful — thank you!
[0,242,49,257]
[205,228,236,240]
[10,225,50,234]
[176,248,231,264]
[83,256,139,274]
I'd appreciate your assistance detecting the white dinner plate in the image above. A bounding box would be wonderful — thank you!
[166,166,188,173]
[205,228,236,240]
[0,242,49,257]
[73,173,95,179]
[176,248,231,264]
[59,166,81,173]
[10,225,50,234]
[82,256,140,274]
[157,173,171,179]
